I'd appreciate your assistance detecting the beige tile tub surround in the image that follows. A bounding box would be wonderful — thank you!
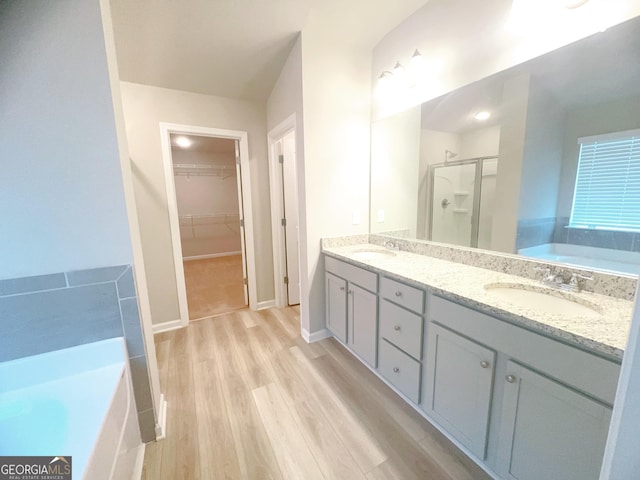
[322,237,636,360]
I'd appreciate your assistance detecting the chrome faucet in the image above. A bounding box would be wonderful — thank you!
[382,240,399,252]
[534,266,593,293]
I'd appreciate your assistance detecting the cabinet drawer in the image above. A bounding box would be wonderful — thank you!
[325,256,377,292]
[381,276,424,313]
[380,300,423,360]
[379,339,421,403]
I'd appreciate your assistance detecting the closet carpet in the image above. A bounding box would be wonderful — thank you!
[183,255,246,320]
[142,306,491,480]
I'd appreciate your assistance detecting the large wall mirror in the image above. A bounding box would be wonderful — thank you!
[371,16,640,276]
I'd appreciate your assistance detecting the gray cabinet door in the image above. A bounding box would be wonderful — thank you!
[326,272,347,342]
[349,284,378,367]
[424,323,495,459]
[497,360,612,480]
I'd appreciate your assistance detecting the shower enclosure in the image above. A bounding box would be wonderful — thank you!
[429,156,498,249]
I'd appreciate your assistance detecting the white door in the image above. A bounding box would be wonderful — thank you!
[281,131,300,305]
[234,140,249,304]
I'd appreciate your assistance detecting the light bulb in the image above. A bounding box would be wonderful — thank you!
[393,61,408,88]
[474,111,491,121]
[376,71,393,99]
[175,136,192,148]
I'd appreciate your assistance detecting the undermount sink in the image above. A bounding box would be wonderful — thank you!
[484,283,602,317]
[351,248,397,261]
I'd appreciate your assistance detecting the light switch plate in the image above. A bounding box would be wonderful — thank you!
[377,209,385,222]
[352,211,361,225]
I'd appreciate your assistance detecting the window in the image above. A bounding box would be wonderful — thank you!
[570,129,640,232]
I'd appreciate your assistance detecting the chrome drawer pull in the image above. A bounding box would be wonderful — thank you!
[480,360,490,369]
[506,374,517,383]
[393,367,400,373]
[394,325,401,331]
[339,286,345,291]
[395,291,402,297]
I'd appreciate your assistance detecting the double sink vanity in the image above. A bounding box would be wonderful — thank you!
[322,235,635,480]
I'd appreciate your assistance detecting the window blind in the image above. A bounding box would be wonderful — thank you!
[569,129,640,232]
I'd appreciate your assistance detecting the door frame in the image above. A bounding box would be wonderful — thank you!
[159,122,257,325]
[267,114,297,307]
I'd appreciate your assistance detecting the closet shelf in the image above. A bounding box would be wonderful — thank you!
[173,163,236,179]
[452,209,469,213]
[179,213,241,238]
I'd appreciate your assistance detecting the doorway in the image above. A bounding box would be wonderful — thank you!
[268,115,301,307]
[160,124,257,326]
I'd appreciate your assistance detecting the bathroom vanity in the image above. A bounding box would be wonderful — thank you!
[322,238,634,480]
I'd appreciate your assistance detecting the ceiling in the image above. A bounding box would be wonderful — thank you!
[109,0,427,101]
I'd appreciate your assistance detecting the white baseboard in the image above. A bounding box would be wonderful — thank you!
[132,443,146,480]
[183,251,241,261]
[256,300,276,310]
[154,394,168,441]
[152,319,185,334]
[302,328,332,343]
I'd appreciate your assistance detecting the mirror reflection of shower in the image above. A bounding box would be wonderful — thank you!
[429,156,498,248]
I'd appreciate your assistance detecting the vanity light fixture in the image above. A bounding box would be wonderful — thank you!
[174,136,192,148]
[410,49,425,75]
[376,49,434,102]
[376,71,394,98]
[392,61,408,88]
[474,111,491,121]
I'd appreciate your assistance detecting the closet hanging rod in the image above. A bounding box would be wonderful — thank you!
[173,163,235,178]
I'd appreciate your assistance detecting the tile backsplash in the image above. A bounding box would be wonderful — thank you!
[0,265,156,442]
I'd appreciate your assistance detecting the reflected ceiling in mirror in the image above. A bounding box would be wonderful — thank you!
[370,16,640,276]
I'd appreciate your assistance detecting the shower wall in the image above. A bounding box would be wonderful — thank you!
[172,149,241,259]
[431,163,476,246]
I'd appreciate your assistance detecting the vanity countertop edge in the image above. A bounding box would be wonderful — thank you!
[322,243,634,362]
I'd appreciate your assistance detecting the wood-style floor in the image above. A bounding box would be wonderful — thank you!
[142,307,491,480]
[183,255,246,320]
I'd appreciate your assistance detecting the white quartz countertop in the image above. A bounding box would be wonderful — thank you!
[323,243,634,361]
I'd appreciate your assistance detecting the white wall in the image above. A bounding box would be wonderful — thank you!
[299,30,373,334]
[518,80,566,221]
[557,94,640,219]
[491,74,530,253]
[0,0,133,279]
[119,82,274,324]
[370,106,421,235]
[459,126,501,160]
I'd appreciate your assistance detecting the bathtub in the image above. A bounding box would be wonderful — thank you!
[518,243,640,275]
[0,338,143,479]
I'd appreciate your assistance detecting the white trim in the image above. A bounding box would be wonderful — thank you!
[152,319,185,334]
[256,299,277,310]
[301,328,332,343]
[154,393,168,441]
[159,123,257,323]
[268,114,297,308]
[183,251,241,261]
[132,444,145,480]
[99,0,163,443]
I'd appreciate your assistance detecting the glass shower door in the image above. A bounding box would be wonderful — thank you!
[430,163,477,247]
